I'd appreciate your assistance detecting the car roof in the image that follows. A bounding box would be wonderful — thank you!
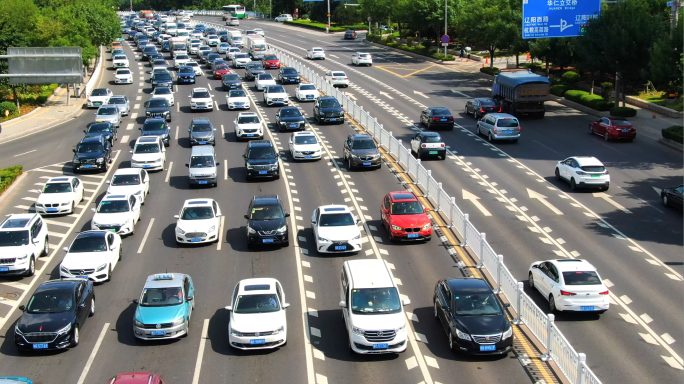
[238,112,258,117]
[46,176,76,183]
[293,131,315,137]
[486,113,517,119]
[344,259,393,288]
[237,278,279,295]
[191,117,211,123]
[143,118,167,124]
[109,95,127,100]
[190,145,214,155]
[79,136,104,144]
[319,96,336,100]
[318,205,351,214]
[137,136,162,143]
[0,214,37,229]
[182,198,214,207]
[112,168,142,176]
[144,273,185,288]
[192,87,209,92]
[311,47,323,50]
[571,156,603,166]
[389,191,418,201]
[75,230,108,240]
[252,195,280,205]
[108,372,159,384]
[36,279,81,292]
[549,259,597,272]
[420,131,441,137]
[445,278,493,294]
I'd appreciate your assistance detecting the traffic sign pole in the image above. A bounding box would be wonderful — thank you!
[327,0,331,34]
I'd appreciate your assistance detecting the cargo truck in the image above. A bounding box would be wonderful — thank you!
[139,10,154,19]
[492,69,550,118]
[247,36,267,60]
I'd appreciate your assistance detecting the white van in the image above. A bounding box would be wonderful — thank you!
[228,31,243,47]
[339,259,410,354]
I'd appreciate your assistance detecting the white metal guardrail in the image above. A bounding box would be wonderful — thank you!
[179,17,603,384]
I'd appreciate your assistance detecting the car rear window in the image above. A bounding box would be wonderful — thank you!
[431,108,451,115]
[496,118,519,127]
[424,135,442,143]
[580,166,606,173]
[612,120,631,126]
[562,271,602,285]
[332,72,346,77]
[480,99,497,106]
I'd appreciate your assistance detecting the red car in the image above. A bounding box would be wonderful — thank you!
[589,117,636,141]
[381,191,432,242]
[262,54,280,69]
[106,372,166,384]
[213,64,232,79]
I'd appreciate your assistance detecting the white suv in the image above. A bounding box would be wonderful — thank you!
[189,87,214,111]
[311,205,362,254]
[555,156,610,191]
[130,136,166,171]
[0,214,49,277]
[234,112,263,140]
[174,199,222,244]
[263,85,289,106]
[351,52,372,66]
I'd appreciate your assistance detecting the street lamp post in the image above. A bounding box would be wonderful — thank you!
[327,0,331,34]
[444,0,448,57]
[270,0,272,19]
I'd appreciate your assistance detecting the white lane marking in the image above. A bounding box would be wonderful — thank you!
[191,319,210,384]
[413,90,429,98]
[315,373,328,384]
[640,333,659,345]
[313,349,325,360]
[379,91,394,99]
[217,216,225,251]
[175,125,179,140]
[126,123,134,131]
[136,218,155,253]
[75,322,110,384]
[130,112,138,120]
[304,275,313,282]
[527,188,563,215]
[224,159,228,180]
[136,95,142,100]
[662,333,676,345]
[42,219,71,228]
[405,356,418,370]
[133,103,140,109]
[593,192,632,214]
[177,103,180,112]
[662,355,684,370]
[306,291,316,299]
[13,150,36,157]
[165,162,173,183]
[221,124,225,137]
[451,89,471,98]
[462,189,492,216]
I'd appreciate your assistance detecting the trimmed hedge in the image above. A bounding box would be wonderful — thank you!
[0,166,23,195]
[0,101,17,116]
[564,90,614,111]
[480,67,500,76]
[284,19,366,33]
[609,106,637,117]
[561,71,580,87]
[366,36,455,61]
[662,125,683,143]
[550,84,569,97]
[431,52,456,61]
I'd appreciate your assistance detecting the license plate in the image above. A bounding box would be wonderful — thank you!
[94,103,101,106]
[142,165,151,169]
[82,165,95,169]
[362,162,371,166]
[198,180,208,184]
[580,306,595,311]
[246,134,254,137]
[622,129,630,132]
[429,151,438,155]
[75,275,89,279]
[151,330,167,336]
[407,233,419,238]
[33,343,49,349]
[289,124,297,128]
[305,155,312,159]
[334,245,346,250]
[0,267,9,272]
[199,141,207,144]
[440,118,447,121]
[504,130,512,133]
[373,343,389,349]
[250,339,266,345]
[480,345,496,351]
[258,171,267,175]
[198,106,206,109]
[590,175,600,178]
[190,238,202,242]
[330,118,337,121]
[307,95,313,99]
[262,238,274,243]
[47,208,58,212]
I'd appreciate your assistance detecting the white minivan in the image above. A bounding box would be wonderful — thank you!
[228,31,243,47]
[339,259,410,354]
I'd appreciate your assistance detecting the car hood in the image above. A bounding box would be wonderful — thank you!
[135,304,186,324]
[190,131,214,139]
[231,311,285,333]
[389,213,430,228]
[141,130,168,137]
[17,311,74,334]
[246,158,277,166]
[235,58,250,63]
[223,79,241,85]
[95,115,118,122]
[107,184,143,196]
[74,151,106,160]
[177,218,217,233]
[349,311,405,331]
[146,107,170,113]
[36,192,73,205]
[320,107,343,114]
[292,143,321,152]
[456,314,507,335]
[85,132,113,141]
[132,153,163,162]
[228,97,249,104]
[280,115,305,123]
[189,166,216,177]
[266,92,287,99]
[191,98,212,103]
[236,122,260,130]
[61,252,110,269]
[178,72,195,77]
[248,69,265,75]
[281,73,299,78]
[351,148,379,157]
[248,217,286,232]
[0,245,32,258]
[93,211,131,225]
[317,225,360,242]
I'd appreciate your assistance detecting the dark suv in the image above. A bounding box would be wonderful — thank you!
[144,97,172,122]
[140,118,171,146]
[313,96,344,124]
[151,72,173,89]
[84,122,117,145]
[188,118,216,146]
[245,62,265,81]
[343,134,381,170]
[142,46,158,61]
[244,195,290,248]
[72,135,112,172]
[243,140,280,180]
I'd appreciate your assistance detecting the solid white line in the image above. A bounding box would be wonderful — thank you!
[76,322,110,384]
[191,319,210,384]
[175,125,179,141]
[217,216,225,251]
[137,218,155,253]
[221,124,225,137]
[13,150,36,157]
[126,123,134,131]
[165,162,173,183]
[223,159,228,180]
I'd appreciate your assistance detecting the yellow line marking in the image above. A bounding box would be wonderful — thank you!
[402,64,439,78]
[372,65,406,78]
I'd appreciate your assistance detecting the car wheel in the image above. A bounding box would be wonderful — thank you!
[604,132,610,141]
[549,295,557,312]
[529,272,535,288]
[488,132,494,142]
[570,178,577,191]
[71,324,80,347]
[43,238,49,256]
[183,318,189,338]
[118,247,122,261]
[25,256,35,277]
[282,240,290,247]
[448,332,456,351]
[70,201,75,215]
[663,194,669,206]
[474,111,480,120]
[348,157,353,171]
[107,264,112,282]
[589,125,594,135]
[89,297,96,317]
[434,301,439,320]
[554,168,561,180]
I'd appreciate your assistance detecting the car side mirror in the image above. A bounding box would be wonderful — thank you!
[531,264,538,269]
[63,247,69,252]
[504,303,511,309]
[78,303,86,308]
[282,303,290,309]
[402,298,411,306]
[225,305,232,311]
[311,220,317,225]
[105,180,111,184]
[213,128,217,131]
[185,163,189,167]
[355,218,361,224]
[339,300,347,308]
[284,212,290,217]
[138,127,142,130]
[91,208,96,213]
[186,295,193,301]
[243,214,249,219]
[19,305,25,312]
[72,149,77,153]
[83,130,87,133]
[143,102,148,107]
[133,299,139,304]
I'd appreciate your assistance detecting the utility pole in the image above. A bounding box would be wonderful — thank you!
[270,0,272,19]
[444,0,448,57]
[254,0,256,18]
[671,1,681,38]
[327,0,331,34]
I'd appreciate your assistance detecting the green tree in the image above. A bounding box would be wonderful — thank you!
[0,0,39,108]
[456,0,518,67]
[649,13,683,92]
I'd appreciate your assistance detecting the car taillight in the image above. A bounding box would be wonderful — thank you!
[432,117,439,121]
[599,290,609,295]
[498,107,502,112]
[518,126,522,130]
[481,107,485,113]
[421,144,427,148]
[447,116,453,120]
[560,290,576,296]
[440,143,445,147]
[343,77,348,80]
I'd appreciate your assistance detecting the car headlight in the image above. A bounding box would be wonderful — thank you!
[247,226,256,234]
[134,319,144,328]
[423,223,432,231]
[230,327,243,337]
[60,265,69,274]
[134,190,142,195]
[395,324,406,333]
[352,326,364,335]
[391,225,402,231]
[16,254,28,261]
[351,234,361,240]
[318,237,331,243]
[96,263,107,272]
[73,158,81,164]
[56,323,72,335]
[155,157,163,162]
[92,221,100,227]
[208,225,216,232]
[14,324,23,335]
[61,202,71,206]
[351,154,359,159]
[97,157,105,163]
[502,326,513,340]
[270,164,278,170]
[176,227,185,235]
[273,325,285,334]
[172,317,185,326]
[277,225,287,234]
[456,328,471,341]
[246,164,253,170]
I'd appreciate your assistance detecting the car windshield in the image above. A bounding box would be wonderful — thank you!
[143,121,166,131]
[352,140,376,149]
[109,98,126,105]
[87,123,112,133]
[224,74,240,81]
[187,62,199,67]
[358,53,370,58]
[179,68,193,73]
[91,89,108,96]
[612,119,632,126]
[190,155,215,167]
[140,287,184,307]
[562,271,602,285]
[430,108,451,115]
[264,55,277,61]
[193,91,210,98]
[199,46,210,51]
[258,74,273,80]
[391,201,424,215]
[111,173,141,186]
[181,206,214,220]
[147,100,168,109]
[319,213,354,226]
[69,236,107,252]
[300,84,316,91]
[114,55,126,60]
[247,147,275,159]
[154,88,171,95]
[454,293,503,316]
[76,143,104,153]
[313,48,323,52]
[238,115,259,124]
[236,54,249,58]
[154,74,172,81]
[191,122,213,132]
[497,118,519,127]
[424,135,442,143]
[153,60,166,66]
[282,68,296,74]
[351,288,401,314]
[319,99,339,108]
[280,109,301,117]
[247,64,263,70]
[98,107,118,116]
[294,135,317,145]
[134,143,160,153]
[117,69,131,75]
[97,200,130,213]
[234,293,280,313]
[26,288,74,314]
[580,165,606,172]
[43,182,72,193]
[215,65,229,71]
[249,204,284,220]
[0,230,29,246]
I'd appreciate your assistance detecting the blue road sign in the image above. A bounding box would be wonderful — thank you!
[441,35,450,43]
[522,0,601,39]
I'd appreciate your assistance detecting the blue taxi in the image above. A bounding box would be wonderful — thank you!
[132,274,195,340]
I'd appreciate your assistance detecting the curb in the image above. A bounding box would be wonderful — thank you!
[658,138,683,152]
[362,39,460,66]
[0,171,28,204]
[2,85,67,126]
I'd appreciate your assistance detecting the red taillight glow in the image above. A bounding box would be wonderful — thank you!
[440,143,445,147]
[481,107,485,113]
[518,126,522,130]
[421,144,427,148]
[498,107,502,112]
[447,116,453,120]
[599,290,609,295]
[560,290,576,296]
[432,117,439,121]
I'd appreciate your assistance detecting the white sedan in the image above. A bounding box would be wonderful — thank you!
[112,55,129,68]
[90,193,141,235]
[59,230,122,283]
[311,205,362,254]
[253,28,265,37]
[306,47,325,60]
[226,89,250,110]
[263,85,289,106]
[289,131,322,161]
[351,52,372,66]
[295,83,320,102]
[174,198,222,244]
[174,54,191,69]
[529,259,610,314]
[130,136,166,171]
[106,168,150,204]
[186,60,204,76]
[324,71,349,87]
[151,86,175,106]
[275,14,293,22]
[255,73,276,91]
[226,278,289,350]
[555,156,610,191]
[35,176,84,215]
[226,47,242,61]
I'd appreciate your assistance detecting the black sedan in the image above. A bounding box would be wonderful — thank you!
[221,73,242,90]
[420,107,454,130]
[661,185,683,210]
[344,30,357,39]
[465,98,500,119]
[278,67,300,84]
[433,278,513,355]
[84,122,117,145]
[276,107,306,131]
[15,279,95,351]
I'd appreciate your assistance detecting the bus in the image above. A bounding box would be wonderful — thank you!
[222,5,246,20]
